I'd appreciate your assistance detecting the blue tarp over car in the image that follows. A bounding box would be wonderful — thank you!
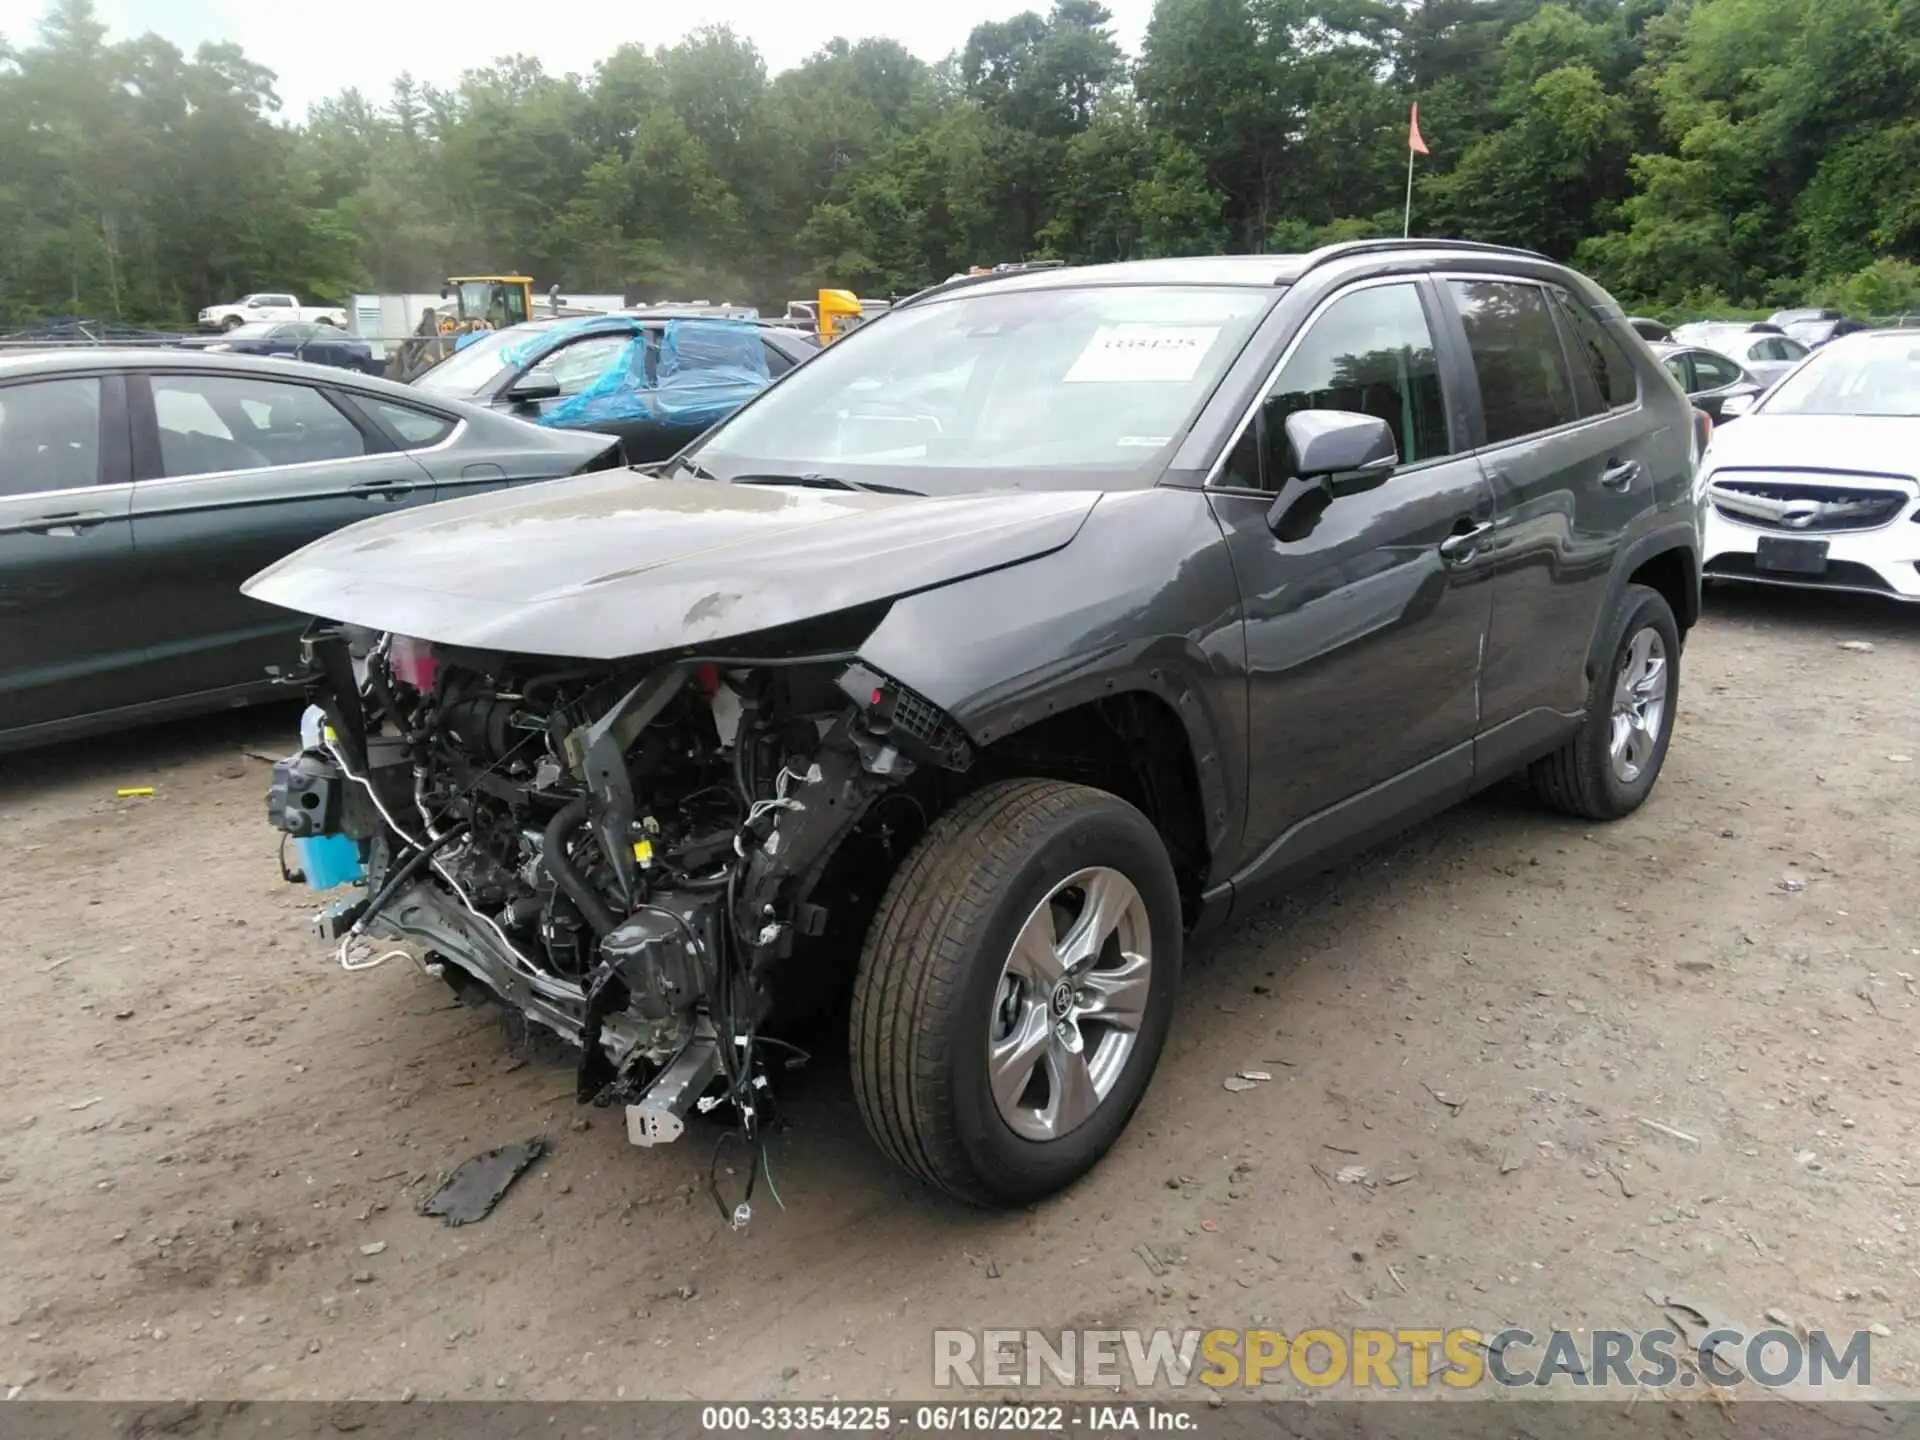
[493,315,771,430]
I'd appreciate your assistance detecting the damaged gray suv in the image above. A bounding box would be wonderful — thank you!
[254,240,1704,1208]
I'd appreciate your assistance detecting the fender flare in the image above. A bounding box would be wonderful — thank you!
[850,487,1251,884]
[857,628,1241,878]
[950,636,1237,865]
[1583,523,1700,684]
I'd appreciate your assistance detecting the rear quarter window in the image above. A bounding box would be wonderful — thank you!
[1551,291,1638,411]
[360,398,457,448]
[1447,279,1580,444]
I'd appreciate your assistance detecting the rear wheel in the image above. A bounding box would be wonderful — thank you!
[1530,584,1680,820]
[850,779,1182,1206]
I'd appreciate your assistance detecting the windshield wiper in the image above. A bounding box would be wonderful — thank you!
[732,472,923,497]
[669,455,721,481]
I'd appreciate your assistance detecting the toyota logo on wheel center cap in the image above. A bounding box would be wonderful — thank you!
[1049,980,1075,1019]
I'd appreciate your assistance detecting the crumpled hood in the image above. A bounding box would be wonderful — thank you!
[242,471,1100,659]
[1704,414,1920,483]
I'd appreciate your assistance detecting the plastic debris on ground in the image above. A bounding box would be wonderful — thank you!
[417,1137,549,1227]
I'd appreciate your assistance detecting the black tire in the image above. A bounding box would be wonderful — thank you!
[220,315,245,331]
[850,779,1182,1206]
[1530,584,1681,820]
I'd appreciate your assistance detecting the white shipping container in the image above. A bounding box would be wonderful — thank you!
[347,293,447,356]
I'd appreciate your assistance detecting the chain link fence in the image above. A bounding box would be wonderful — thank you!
[0,327,505,383]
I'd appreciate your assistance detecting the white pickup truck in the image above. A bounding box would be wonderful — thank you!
[197,293,348,331]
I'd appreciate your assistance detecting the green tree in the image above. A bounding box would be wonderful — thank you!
[0,0,1914,326]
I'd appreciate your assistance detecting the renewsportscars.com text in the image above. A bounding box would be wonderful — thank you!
[932,1326,1873,1389]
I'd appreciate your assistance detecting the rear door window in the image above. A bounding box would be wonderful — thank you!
[0,377,104,496]
[1447,280,1580,444]
[150,374,365,478]
[1690,352,1744,389]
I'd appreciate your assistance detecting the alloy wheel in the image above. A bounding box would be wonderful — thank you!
[1609,626,1669,784]
[986,867,1153,1142]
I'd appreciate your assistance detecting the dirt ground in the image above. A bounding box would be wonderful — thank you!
[2,585,1915,1405]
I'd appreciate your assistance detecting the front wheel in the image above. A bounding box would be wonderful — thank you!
[1530,583,1681,820]
[850,779,1182,1206]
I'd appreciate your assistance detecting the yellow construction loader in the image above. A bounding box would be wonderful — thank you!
[444,276,536,331]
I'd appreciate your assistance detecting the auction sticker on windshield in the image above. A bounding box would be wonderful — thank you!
[1064,325,1219,384]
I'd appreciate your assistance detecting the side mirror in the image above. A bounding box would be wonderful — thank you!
[504,374,562,405]
[1284,409,1398,493]
[1719,392,1755,418]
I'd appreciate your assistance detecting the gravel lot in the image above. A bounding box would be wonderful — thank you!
[2,586,1915,1403]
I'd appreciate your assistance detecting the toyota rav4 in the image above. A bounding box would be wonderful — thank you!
[253,240,1704,1209]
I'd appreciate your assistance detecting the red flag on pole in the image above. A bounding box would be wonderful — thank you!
[1408,102,1430,155]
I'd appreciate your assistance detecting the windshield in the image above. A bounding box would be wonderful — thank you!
[412,325,535,395]
[686,284,1275,492]
[224,322,278,340]
[1760,335,1919,417]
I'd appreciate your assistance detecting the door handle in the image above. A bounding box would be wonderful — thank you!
[1438,519,1493,563]
[1600,459,1643,491]
[24,509,110,536]
[347,480,416,500]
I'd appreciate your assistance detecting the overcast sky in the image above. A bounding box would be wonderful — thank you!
[0,0,1156,116]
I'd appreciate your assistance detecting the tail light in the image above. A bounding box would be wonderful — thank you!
[1690,408,1713,467]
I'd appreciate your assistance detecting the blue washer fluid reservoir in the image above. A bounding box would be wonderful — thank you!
[293,832,366,891]
[292,707,364,890]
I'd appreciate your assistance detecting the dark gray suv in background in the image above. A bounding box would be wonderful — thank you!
[254,240,1704,1208]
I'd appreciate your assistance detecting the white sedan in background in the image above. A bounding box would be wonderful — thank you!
[1699,331,1920,603]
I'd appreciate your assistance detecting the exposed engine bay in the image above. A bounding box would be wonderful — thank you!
[267,622,974,1224]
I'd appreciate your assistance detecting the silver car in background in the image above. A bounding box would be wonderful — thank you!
[1671,321,1812,387]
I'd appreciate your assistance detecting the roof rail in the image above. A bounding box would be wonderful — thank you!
[896,259,1069,309]
[1299,238,1551,272]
